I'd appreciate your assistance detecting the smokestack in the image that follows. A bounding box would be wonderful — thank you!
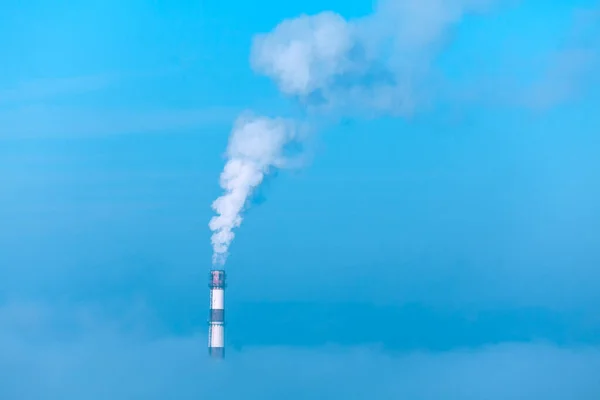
[208,269,226,358]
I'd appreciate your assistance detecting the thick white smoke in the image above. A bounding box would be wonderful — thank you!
[209,0,502,266]
[209,114,296,266]
[251,0,499,116]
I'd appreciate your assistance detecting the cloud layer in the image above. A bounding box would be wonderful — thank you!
[1,302,599,400]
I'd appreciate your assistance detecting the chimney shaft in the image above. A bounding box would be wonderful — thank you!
[208,269,226,358]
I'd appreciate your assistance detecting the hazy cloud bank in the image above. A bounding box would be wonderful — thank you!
[0,302,599,400]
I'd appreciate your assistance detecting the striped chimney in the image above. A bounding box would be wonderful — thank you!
[208,269,226,358]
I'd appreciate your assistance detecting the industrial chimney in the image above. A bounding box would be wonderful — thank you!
[208,269,226,358]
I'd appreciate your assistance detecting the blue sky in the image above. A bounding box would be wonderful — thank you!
[1,0,600,398]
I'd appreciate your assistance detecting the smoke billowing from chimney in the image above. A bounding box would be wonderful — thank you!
[209,114,296,266]
[209,0,501,266]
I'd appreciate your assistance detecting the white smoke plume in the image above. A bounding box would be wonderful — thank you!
[209,114,297,266]
[209,0,503,266]
[251,0,500,116]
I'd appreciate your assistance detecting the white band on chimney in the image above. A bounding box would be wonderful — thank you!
[209,324,225,347]
[210,288,224,310]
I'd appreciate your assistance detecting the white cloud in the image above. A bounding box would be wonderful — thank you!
[0,302,599,399]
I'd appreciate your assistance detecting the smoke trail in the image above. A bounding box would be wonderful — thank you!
[209,114,296,266]
[209,0,503,266]
[251,0,501,116]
